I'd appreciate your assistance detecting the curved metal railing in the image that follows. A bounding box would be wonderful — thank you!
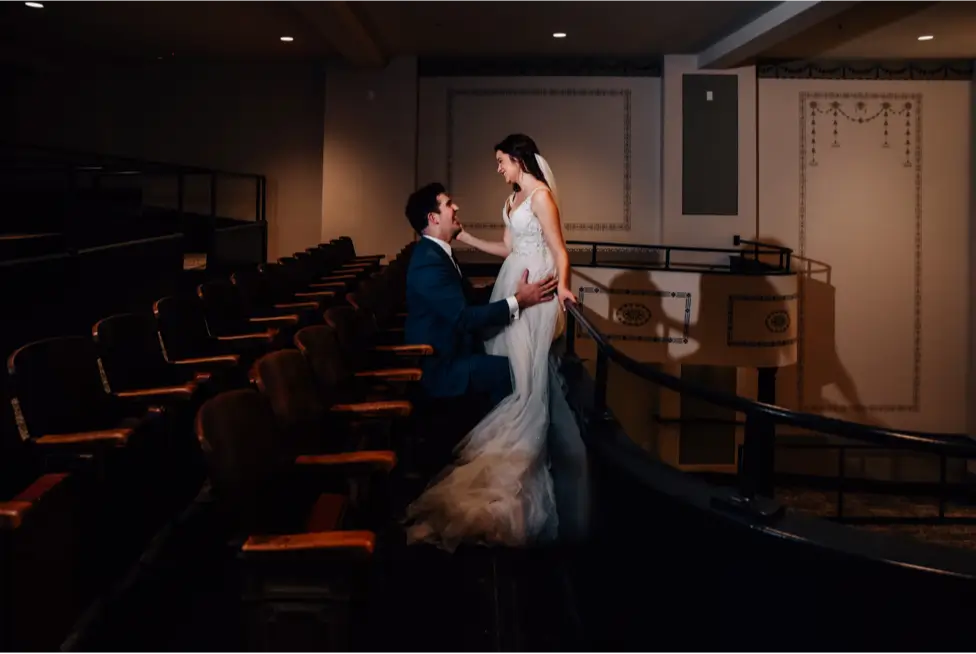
[563,297,976,515]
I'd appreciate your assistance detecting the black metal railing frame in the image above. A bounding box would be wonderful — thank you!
[566,234,794,274]
[563,288,976,523]
[0,141,268,260]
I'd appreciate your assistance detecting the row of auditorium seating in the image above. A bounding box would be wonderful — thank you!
[1,234,429,650]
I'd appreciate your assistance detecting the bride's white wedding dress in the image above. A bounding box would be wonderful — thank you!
[404,186,562,552]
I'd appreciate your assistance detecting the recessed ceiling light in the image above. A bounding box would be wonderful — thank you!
[552,32,567,38]
[25,2,43,8]
[280,36,294,42]
[917,34,934,41]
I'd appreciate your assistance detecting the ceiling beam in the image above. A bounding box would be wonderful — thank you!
[755,0,940,60]
[289,1,386,68]
[697,0,858,69]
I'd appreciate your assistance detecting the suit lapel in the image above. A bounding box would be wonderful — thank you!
[424,237,462,277]
[422,238,473,300]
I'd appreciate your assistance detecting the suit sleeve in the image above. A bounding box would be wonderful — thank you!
[418,258,512,334]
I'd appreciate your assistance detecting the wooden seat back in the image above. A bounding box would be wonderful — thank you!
[93,312,183,391]
[7,336,120,438]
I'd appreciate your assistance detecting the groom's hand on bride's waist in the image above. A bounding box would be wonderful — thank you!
[514,270,558,310]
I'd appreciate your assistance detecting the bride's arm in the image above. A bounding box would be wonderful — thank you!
[455,227,512,259]
[533,192,577,305]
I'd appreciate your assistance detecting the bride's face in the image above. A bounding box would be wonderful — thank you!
[495,150,521,185]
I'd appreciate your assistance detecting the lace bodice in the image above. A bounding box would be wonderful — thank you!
[503,187,552,259]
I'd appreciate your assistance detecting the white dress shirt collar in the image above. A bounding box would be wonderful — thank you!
[423,233,453,258]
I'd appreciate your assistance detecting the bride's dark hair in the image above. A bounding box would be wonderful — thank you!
[494,133,549,193]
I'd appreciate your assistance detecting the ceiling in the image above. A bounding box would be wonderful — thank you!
[760,1,976,60]
[0,1,331,64]
[805,1,976,59]
[351,2,775,57]
[0,0,776,68]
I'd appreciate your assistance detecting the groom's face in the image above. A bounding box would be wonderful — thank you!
[429,192,462,240]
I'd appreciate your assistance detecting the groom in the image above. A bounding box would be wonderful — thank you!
[403,182,590,543]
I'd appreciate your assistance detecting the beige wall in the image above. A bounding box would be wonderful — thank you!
[3,61,326,260]
[758,78,971,434]
[329,58,972,436]
[417,74,662,247]
[321,56,418,259]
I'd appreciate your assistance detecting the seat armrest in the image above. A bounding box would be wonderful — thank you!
[309,282,346,289]
[295,450,397,474]
[35,428,133,447]
[373,344,433,356]
[330,400,413,418]
[319,274,356,282]
[173,354,240,366]
[294,291,336,298]
[353,368,422,382]
[115,382,198,400]
[274,302,319,309]
[217,331,275,342]
[249,314,300,324]
[0,473,70,530]
[242,530,375,554]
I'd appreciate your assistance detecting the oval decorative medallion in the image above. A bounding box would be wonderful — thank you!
[614,303,651,327]
[765,310,790,333]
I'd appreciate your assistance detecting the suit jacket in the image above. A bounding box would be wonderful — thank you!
[404,237,513,398]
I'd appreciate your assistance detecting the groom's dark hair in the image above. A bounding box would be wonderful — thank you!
[405,182,446,235]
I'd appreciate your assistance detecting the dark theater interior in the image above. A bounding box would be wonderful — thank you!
[3,0,976,651]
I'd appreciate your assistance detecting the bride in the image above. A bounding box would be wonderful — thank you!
[404,134,577,552]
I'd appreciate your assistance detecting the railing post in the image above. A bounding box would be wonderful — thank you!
[740,412,761,501]
[209,173,218,263]
[210,173,218,218]
[720,409,783,521]
[177,173,185,214]
[254,175,261,222]
[755,367,778,497]
[594,349,609,416]
[565,305,576,356]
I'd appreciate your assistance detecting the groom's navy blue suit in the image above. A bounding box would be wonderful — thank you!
[404,235,516,407]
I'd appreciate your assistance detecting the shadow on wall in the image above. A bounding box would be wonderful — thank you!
[750,236,872,424]
[746,236,944,483]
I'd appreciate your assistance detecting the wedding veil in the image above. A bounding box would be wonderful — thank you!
[534,153,559,208]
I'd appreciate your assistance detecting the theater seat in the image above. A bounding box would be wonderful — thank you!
[6,336,179,545]
[294,325,423,405]
[194,388,391,650]
[154,295,275,368]
[94,312,240,382]
[94,313,218,401]
[252,349,410,458]
[6,336,166,467]
[0,472,81,651]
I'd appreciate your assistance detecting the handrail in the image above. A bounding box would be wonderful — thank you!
[565,235,793,274]
[0,141,264,179]
[564,299,976,460]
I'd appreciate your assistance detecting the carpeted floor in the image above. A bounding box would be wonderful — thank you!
[777,485,976,551]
